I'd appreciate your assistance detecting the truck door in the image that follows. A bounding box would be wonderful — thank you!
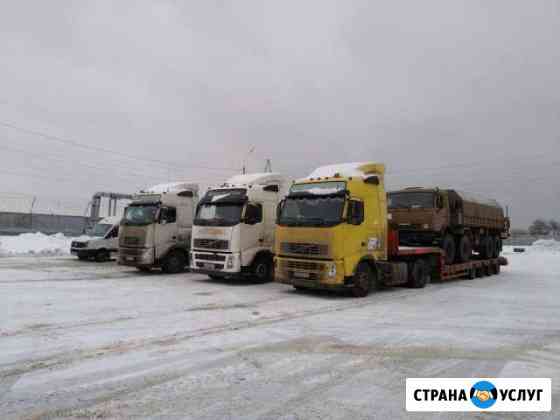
[239,203,264,267]
[155,206,178,260]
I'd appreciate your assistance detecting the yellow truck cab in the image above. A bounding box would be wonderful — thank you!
[275,162,389,296]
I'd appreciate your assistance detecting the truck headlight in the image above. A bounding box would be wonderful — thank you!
[226,255,234,269]
[327,263,337,278]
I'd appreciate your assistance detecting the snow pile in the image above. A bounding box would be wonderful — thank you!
[530,239,560,254]
[307,162,385,179]
[0,233,88,257]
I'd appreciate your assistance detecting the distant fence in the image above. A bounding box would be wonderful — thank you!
[0,211,93,236]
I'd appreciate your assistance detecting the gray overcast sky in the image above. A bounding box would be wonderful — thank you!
[0,0,559,227]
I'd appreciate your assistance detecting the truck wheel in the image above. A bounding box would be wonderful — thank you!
[78,254,89,261]
[456,235,472,263]
[479,236,494,259]
[442,234,456,265]
[492,237,502,258]
[162,251,186,274]
[137,267,151,273]
[352,262,374,297]
[95,249,110,262]
[252,255,273,283]
[407,259,428,288]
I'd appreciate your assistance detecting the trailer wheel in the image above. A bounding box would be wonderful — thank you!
[468,266,476,280]
[137,267,151,273]
[407,259,428,288]
[351,262,374,297]
[442,234,456,265]
[475,266,484,278]
[162,251,186,274]
[479,236,494,259]
[456,235,472,263]
[483,264,492,276]
[492,237,502,258]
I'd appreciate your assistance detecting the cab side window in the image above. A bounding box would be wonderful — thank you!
[106,226,119,238]
[245,203,263,224]
[160,207,177,224]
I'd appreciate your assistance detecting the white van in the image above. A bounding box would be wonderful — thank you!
[71,216,121,262]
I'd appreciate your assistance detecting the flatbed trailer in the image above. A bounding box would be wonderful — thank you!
[393,245,508,283]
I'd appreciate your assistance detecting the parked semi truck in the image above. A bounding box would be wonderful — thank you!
[274,162,507,297]
[118,182,198,273]
[387,187,510,264]
[190,173,287,282]
[71,216,120,262]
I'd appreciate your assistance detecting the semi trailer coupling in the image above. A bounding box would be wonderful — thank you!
[118,182,198,273]
[190,172,287,282]
[274,162,508,297]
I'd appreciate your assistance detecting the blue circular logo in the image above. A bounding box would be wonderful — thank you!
[470,381,498,409]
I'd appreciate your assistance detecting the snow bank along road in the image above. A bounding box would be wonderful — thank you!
[1,249,559,419]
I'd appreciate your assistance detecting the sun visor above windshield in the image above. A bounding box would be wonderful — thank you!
[199,188,248,205]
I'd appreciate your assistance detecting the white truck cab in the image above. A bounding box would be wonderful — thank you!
[191,173,287,282]
[71,216,121,262]
[118,182,199,273]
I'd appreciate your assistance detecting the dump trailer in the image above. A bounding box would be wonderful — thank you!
[387,188,510,264]
[118,182,198,273]
[190,173,287,282]
[274,163,507,297]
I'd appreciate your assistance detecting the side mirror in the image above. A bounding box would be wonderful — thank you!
[276,199,285,222]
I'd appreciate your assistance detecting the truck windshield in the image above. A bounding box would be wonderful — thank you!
[194,203,243,226]
[278,196,345,227]
[90,223,112,237]
[122,204,159,226]
[388,192,434,209]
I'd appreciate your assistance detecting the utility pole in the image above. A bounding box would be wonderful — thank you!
[242,146,255,174]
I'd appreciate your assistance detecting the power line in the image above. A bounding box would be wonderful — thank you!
[0,120,239,173]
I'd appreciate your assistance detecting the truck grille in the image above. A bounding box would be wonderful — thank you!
[194,238,229,250]
[281,242,328,256]
[284,260,324,272]
[195,253,226,262]
[123,236,140,246]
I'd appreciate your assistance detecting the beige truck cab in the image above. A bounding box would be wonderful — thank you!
[118,182,198,273]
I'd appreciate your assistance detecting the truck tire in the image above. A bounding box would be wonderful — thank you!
[479,236,494,259]
[95,249,110,262]
[162,251,186,274]
[456,235,472,263]
[252,255,273,283]
[352,262,375,297]
[137,267,151,273]
[407,259,428,288]
[442,234,456,265]
[78,254,89,261]
[492,237,502,258]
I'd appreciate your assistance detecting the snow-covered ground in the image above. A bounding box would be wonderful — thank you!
[0,233,89,257]
[0,247,558,419]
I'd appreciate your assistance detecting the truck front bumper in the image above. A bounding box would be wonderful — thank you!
[118,247,154,266]
[274,256,348,290]
[190,251,242,277]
